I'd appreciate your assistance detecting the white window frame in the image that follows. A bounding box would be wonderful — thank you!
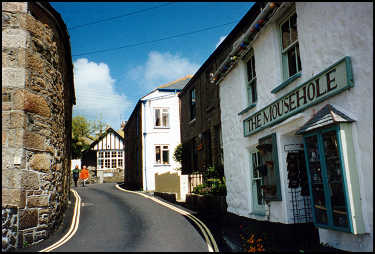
[279,10,302,80]
[154,108,169,128]
[155,145,170,165]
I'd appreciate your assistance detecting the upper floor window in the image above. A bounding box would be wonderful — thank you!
[246,49,257,106]
[280,12,302,80]
[118,151,123,158]
[190,88,196,120]
[154,108,169,128]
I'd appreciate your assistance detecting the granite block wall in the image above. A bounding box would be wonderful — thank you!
[2,2,74,251]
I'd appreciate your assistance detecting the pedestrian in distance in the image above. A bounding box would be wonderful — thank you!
[72,165,80,187]
[80,165,89,187]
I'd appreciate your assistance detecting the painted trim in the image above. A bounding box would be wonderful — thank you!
[243,56,354,137]
[238,103,257,115]
[302,125,353,233]
[271,72,301,94]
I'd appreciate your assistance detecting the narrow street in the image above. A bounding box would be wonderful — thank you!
[38,183,209,252]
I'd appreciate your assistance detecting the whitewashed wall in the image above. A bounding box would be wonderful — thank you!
[219,2,372,252]
[141,90,182,191]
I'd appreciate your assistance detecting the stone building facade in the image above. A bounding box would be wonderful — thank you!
[2,2,75,251]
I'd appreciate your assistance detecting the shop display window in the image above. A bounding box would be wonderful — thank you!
[303,126,350,232]
[255,133,282,201]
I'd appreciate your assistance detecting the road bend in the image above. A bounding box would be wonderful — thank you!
[51,183,210,252]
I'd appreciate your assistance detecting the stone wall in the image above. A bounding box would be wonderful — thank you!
[2,2,75,251]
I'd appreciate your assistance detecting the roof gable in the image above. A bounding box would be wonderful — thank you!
[88,127,124,150]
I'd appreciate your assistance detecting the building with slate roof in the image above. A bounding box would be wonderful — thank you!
[124,76,191,190]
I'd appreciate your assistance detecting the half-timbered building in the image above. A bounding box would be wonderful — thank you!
[82,126,125,181]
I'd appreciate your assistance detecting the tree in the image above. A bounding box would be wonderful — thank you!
[72,115,91,140]
[173,144,183,170]
[71,115,95,159]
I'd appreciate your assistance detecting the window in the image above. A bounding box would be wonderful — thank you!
[105,151,110,158]
[256,133,282,201]
[190,88,196,120]
[98,159,103,169]
[118,159,123,168]
[105,159,110,168]
[98,152,103,158]
[280,12,302,80]
[155,145,169,165]
[118,151,123,158]
[154,108,169,128]
[246,49,257,105]
[250,151,265,215]
[303,126,350,232]
[112,159,117,168]
[112,151,117,157]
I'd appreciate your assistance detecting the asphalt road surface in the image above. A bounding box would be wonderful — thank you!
[52,183,209,252]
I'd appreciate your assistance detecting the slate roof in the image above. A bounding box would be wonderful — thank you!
[157,75,192,91]
[296,104,355,135]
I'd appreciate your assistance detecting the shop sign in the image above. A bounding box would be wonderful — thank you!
[244,56,354,137]
[284,144,304,151]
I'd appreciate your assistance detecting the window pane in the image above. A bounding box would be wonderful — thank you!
[287,46,298,77]
[290,13,298,44]
[163,149,169,164]
[112,159,116,168]
[296,43,302,72]
[322,131,348,228]
[251,82,257,103]
[112,151,117,157]
[155,109,160,126]
[191,89,196,120]
[306,135,328,225]
[156,146,161,164]
[118,159,123,167]
[281,19,291,49]
[98,159,103,168]
[162,110,169,127]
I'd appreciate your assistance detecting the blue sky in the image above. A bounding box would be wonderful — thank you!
[50,2,254,129]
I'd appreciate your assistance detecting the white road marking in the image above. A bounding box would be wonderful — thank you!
[39,189,81,252]
[115,184,219,252]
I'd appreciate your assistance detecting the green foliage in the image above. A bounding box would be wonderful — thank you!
[71,115,107,159]
[173,144,183,164]
[72,115,91,139]
[192,165,227,196]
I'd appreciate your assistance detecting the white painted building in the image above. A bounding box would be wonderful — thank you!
[213,2,372,252]
[140,76,192,191]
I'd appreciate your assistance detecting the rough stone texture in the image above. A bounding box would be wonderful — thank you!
[2,207,18,252]
[19,209,38,230]
[29,153,51,172]
[2,189,26,208]
[27,196,49,208]
[2,2,74,251]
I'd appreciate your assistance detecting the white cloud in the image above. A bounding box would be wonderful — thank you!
[215,35,227,49]
[128,51,199,91]
[73,58,131,129]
